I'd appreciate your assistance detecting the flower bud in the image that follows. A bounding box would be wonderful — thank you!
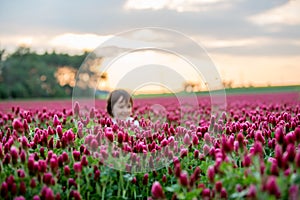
[183,133,191,145]
[64,165,70,176]
[215,181,222,192]
[247,184,256,198]
[179,171,189,187]
[151,181,165,199]
[73,150,80,161]
[207,166,215,183]
[143,173,149,185]
[73,162,82,173]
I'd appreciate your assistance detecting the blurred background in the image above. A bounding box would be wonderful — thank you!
[0,0,300,99]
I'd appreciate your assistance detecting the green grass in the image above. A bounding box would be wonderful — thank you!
[133,85,300,98]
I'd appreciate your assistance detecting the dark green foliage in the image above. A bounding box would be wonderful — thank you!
[0,47,88,99]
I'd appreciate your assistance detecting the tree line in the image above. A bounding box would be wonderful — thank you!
[0,47,88,99]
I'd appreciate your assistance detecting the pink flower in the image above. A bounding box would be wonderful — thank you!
[204,132,211,144]
[286,144,295,162]
[143,173,149,185]
[17,169,25,178]
[74,102,80,117]
[10,146,18,163]
[253,141,263,157]
[215,181,222,192]
[247,184,257,198]
[255,130,265,144]
[117,131,124,143]
[296,151,300,168]
[203,144,210,156]
[62,152,69,163]
[50,158,58,171]
[220,188,228,199]
[179,171,189,187]
[294,127,300,142]
[21,136,29,148]
[38,160,47,173]
[94,170,100,181]
[12,119,24,133]
[33,195,40,200]
[162,174,167,183]
[207,166,215,183]
[289,185,299,200]
[53,114,60,127]
[160,138,168,147]
[105,127,114,142]
[151,181,165,199]
[265,176,281,198]
[30,178,36,188]
[90,139,99,152]
[1,182,8,198]
[73,150,81,161]
[81,155,88,167]
[19,181,26,195]
[89,107,95,119]
[64,165,70,176]
[183,133,191,145]
[202,188,211,198]
[275,126,284,144]
[73,162,82,173]
[192,134,199,145]
[180,148,188,158]
[43,173,53,185]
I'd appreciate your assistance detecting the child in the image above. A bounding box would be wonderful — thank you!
[106,89,139,126]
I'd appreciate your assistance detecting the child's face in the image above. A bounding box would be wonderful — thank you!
[112,96,132,121]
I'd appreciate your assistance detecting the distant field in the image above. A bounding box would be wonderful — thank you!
[0,85,299,112]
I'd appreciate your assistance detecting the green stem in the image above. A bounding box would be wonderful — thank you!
[101,185,106,200]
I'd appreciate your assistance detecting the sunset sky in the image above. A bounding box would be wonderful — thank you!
[1,0,300,88]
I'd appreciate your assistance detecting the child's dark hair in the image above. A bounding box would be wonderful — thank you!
[106,89,133,117]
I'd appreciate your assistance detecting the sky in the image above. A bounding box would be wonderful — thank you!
[0,0,300,89]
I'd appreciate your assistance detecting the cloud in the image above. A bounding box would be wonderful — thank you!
[123,0,234,12]
[248,0,300,26]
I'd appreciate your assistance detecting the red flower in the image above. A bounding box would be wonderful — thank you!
[151,181,165,199]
